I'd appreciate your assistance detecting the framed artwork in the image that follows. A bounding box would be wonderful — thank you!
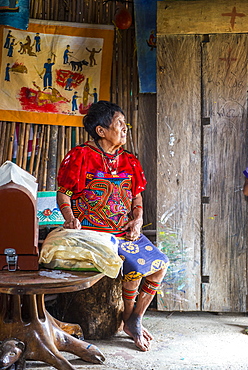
[0,19,114,126]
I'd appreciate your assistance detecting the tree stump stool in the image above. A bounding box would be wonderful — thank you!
[50,274,123,339]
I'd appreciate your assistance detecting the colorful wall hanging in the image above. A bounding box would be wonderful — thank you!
[0,19,114,126]
[0,0,29,30]
[37,191,64,226]
[133,0,157,93]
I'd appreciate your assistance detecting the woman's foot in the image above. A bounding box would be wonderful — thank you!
[142,326,154,341]
[123,314,151,351]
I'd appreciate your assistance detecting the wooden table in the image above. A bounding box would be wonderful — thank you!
[0,269,105,370]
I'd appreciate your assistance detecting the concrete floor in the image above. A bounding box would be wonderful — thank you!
[26,311,248,370]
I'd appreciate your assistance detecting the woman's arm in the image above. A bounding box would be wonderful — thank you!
[57,191,81,229]
[243,178,248,196]
[122,193,143,241]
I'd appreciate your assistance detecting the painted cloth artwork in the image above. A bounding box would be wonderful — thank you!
[57,142,169,281]
[0,19,114,126]
[0,0,29,30]
[133,0,157,93]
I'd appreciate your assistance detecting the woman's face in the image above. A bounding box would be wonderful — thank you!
[104,112,127,147]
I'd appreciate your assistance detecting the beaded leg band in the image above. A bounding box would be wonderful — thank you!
[122,287,138,301]
[141,279,160,296]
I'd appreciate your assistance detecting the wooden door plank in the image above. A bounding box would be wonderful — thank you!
[157,35,201,311]
[158,1,248,35]
[202,33,248,312]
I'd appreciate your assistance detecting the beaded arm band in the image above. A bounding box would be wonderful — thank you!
[132,204,143,211]
[60,202,71,211]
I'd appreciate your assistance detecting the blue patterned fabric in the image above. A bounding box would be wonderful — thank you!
[118,234,169,281]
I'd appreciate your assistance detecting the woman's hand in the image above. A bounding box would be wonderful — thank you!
[57,192,81,230]
[63,217,81,229]
[122,218,142,241]
[122,193,144,241]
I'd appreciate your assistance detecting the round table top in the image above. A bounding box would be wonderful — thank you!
[0,269,104,295]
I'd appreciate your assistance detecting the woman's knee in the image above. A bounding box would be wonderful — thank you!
[122,279,141,290]
[148,267,168,282]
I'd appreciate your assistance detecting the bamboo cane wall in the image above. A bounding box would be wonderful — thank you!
[0,0,139,191]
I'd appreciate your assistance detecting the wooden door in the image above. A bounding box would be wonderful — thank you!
[157,35,202,311]
[157,33,248,312]
[201,33,248,312]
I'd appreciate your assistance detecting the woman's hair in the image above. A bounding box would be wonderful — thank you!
[83,100,124,141]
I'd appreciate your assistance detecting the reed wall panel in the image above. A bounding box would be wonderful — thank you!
[0,0,143,200]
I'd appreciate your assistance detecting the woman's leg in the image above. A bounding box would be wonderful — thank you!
[122,280,153,341]
[122,279,140,322]
[122,267,167,351]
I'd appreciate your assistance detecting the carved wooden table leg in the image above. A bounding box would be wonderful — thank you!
[51,315,84,339]
[0,293,105,370]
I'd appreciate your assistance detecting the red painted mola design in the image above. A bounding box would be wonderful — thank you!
[79,102,92,115]
[56,69,85,89]
[19,85,70,113]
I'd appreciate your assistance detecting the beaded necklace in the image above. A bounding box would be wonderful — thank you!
[94,140,119,175]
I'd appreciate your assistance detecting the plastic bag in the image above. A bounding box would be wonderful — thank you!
[39,227,123,278]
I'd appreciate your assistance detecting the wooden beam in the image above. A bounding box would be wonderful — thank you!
[158,1,248,35]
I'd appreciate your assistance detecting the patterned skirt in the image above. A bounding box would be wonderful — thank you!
[117,234,169,281]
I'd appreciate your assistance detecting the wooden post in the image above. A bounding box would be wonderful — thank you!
[132,109,138,156]
[75,127,80,146]
[0,122,6,165]
[41,125,50,191]
[16,123,26,168]
[47,125,58,191]
[34,125,45,179]
[7,122,16,161]
[29,124,38,175]
[3,122,11,164]
[22,123,31,170]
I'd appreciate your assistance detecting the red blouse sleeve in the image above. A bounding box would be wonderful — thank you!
[57,146,86,196]
[128,153,147,197]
